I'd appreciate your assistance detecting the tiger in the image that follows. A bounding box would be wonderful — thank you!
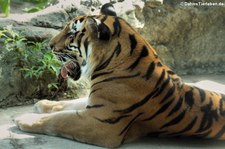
[15,3,225,148]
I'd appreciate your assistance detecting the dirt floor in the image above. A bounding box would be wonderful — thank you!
[1,75,225,149]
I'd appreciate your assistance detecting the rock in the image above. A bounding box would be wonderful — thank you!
[145,0,163,8]
[0,0,89,41]
[154,45,175,68]
[141,3,225,74]
[113,0,145,28]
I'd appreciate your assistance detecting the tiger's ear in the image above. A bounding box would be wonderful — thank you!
[100,3,117,16]
[86,17,111,41]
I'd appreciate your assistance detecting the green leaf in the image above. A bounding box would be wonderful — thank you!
[44,52,52,60]
[51,65,60,76]
[23,5,45,13]
[0,0,10,16]
[21,0,49,3]
[48,83,59,89]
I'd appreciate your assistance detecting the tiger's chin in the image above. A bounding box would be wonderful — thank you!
[60,59,81,81]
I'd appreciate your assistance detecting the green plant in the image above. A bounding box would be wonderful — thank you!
[0,0,10,16]
[0,28,62,90]
[22,0,53,13]
[0,0,54,16]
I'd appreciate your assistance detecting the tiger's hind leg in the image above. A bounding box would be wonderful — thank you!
[15,109,124,148]
[33,97,88,113]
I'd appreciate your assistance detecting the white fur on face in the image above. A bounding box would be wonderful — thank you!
[75,20,84,31]
[70,20,84,32]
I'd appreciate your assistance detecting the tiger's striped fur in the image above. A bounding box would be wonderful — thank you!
[15,3,225,148]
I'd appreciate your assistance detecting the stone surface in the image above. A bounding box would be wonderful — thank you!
[141,2,225,74]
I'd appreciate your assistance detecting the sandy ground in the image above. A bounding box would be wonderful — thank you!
[1,75,225,149]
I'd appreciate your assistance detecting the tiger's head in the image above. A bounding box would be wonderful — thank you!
[49,3,156,81]
[49,3,123,80]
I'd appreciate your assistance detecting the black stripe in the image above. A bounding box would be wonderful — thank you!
[92,72,140,87]
[196,87,206,103]
[115,42,121,56]
[89,88,102,97]
[114,88,159,114]
[160,84,175,104]
[196,114,213,133]
[167,97,183,117]
[143,99,174,121]
[127,46,149,70]
[119,112,143,136]
[160,110,186,129]
[84,37,89,58]
[167,70,176,75]
[79,17,84,22]
[214,125,225,139]
[152,77,170,98]
[155,69,165,88]
[196,100,218,133]
[94,42,121,72]
[129,34,137,55]
[86,104,104,109]
[77,33,84,47]
[219,94,225,116]
[74,31,79,37]
[112,17,121,37]
[157,62,163,67]
[196,101,212,133]
[67,45,78,50]
[184,89,194,109]
[169,116,197,136]
[143,62,155,80]
[77,33,84,56]
[96,114,131,124]
[101,15,108,23]
[81,28,86,33]
[91,71,113,80]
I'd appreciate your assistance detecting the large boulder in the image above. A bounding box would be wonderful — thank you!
[141,1,225,74]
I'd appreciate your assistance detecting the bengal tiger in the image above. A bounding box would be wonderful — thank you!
[15,3,225,148]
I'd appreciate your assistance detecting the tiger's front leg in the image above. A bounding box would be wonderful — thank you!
[15,108,124,148]
[33,97,88,113]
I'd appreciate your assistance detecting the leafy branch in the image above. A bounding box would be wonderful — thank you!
[0,28,62,90]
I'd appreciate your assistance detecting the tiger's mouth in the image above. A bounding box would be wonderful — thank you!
[60,59,81,80]
[55,53,82,81]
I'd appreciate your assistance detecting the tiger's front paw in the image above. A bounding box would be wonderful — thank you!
[33,100,60,113]
[14,113,47,132]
